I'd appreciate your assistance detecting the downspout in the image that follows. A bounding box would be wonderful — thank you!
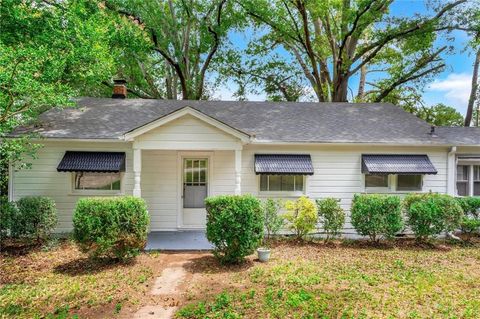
[446,146,461,240]
[8,161,14,202]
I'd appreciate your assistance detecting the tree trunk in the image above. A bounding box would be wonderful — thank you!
[465,47,480,126]
[357,64,367,101]
[333,74,349,102]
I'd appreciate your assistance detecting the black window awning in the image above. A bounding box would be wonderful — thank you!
[362,154,437,175]
[57,151,126,173]
[254,154,314,175]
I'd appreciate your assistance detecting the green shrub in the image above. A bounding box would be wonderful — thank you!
[456,197,480,217]
[460,216,480,240]
[73,196,150,260]
[284,196,318,240]
[206,195,264,264]
[404,193,463,241]
[0,196,17,241]
[316,198,345,241]
[14,196,57,242]
[262,199,284,240]
[350,194,403,242]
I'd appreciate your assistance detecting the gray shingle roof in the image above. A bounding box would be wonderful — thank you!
[10,97,480,145]
[361,154,438,175]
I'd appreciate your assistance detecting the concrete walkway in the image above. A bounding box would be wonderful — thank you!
[146,231,213,250]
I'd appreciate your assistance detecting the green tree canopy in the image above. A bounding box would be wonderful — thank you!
[236,0,468,102]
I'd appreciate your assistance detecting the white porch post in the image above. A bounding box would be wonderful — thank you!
[235,149,242,195]
[446,146,457,196]
[133,148,142,197]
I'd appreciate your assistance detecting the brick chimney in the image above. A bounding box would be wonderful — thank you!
[112,79,127,99]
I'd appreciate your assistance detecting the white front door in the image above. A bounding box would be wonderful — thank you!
[181,158,208,228]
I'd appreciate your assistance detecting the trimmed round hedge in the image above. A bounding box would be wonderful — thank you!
[206,195,264,264]
[73,196,150,260]
[404,193,463,241]
[15,196,57,242]
[351,194,403,242]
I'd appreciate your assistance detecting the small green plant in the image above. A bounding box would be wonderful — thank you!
[14,196,58,242]
[316,198,345,241]
[206,195,264,264]
[404,193,463,241]
[460,216,480,241]
[73,196,150,260]
[284,196,317,240]
[262,199,284,242]
[455,197,480,240]
[455,197,480,218]
[350,194,403,242]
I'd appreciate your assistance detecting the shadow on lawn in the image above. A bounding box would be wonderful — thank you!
[0,240,44,257]
[182,254,255,275]
[54,257,135,276]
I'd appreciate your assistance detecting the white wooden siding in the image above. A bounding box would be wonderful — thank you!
[11,141,134,233]
[11,138,455,235]
[241,144,449,234]
[141,150,235,230]
[134,115,242,150]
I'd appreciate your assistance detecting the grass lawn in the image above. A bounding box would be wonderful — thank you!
[178,240,480,319]
[0,239,164,319]
[1,239,480,319]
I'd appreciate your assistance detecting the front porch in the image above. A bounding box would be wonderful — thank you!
[146,231,213,250]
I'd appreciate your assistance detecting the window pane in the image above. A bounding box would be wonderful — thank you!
[260,175,268,191]
[194,160,200,184]
[365,175,388,188]
[457,165,469,181]
[185,160,193,184]
[474,182,480,196]
[294,176,304,191]
[268,175,282,191]
[281,175,295,191]
[199,160,207,183]
[397,175,422,191]
[457,182,468,196]
[74,172,120,190]
[474,166,480,181]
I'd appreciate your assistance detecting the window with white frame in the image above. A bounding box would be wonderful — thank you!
[260,175,304,192]
[73,172,121,191]
[456,165,469,196]
[364,174,423,192]
[457,164,480,196]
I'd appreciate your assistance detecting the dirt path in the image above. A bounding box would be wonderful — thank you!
[118,253,202,319]
[117,251,254,319]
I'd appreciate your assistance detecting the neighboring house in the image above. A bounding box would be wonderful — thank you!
[7,82,480,235]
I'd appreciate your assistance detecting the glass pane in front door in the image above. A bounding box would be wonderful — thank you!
[183,158,208,208]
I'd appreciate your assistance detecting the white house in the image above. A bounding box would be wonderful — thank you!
[8,82,480,239]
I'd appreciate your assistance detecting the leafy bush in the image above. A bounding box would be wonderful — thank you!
[456,197,480,217]
[0,196,17,241]
[73,196,150,260]
[316,198,345,241]
[262,198,284,240]
[14,196,57,242]
[350,194,403,242]
[284,196,317,240]
[404,193,463,241]
[460,216,480,240]
[206,195,264,264]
